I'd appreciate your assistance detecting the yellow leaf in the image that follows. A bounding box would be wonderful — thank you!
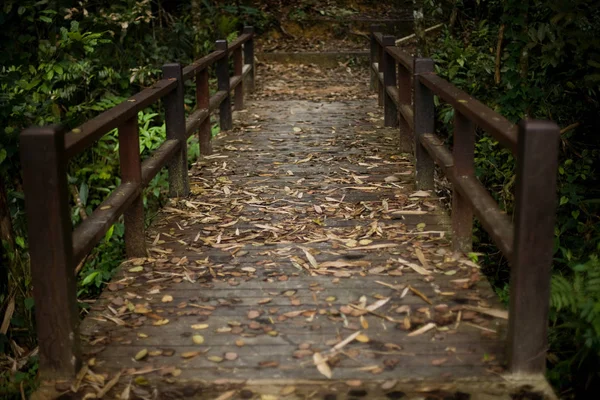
[134,349,148,361]
[356,334,370,343]
[153,319,169,326]
[129,266,143,272]
[161,295,173,303]
[360,316,369,329]
[192,335,204,345]
[191,324,209,330]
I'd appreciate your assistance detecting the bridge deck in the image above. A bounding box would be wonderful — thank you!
[77,66,554,399]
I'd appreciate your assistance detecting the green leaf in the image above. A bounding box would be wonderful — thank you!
[15,236,25,249]
[24,297,35,310]
[104,225,114,243]
[82,271,100,286]
[0,149,6,164]
[79,182,89,205]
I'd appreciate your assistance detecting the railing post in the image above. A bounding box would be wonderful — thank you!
[119,116,146,257]
[398,63,412,152]
[162,63,189,198]
[243,26,255,93]
[196,68,212,155]
[507,120,559,374]
[20,126,81,379]
[413,58,435,190]
[234,46,244,111]
[216,39,233,131]
[451,111,475,252]
[382,35,398,128]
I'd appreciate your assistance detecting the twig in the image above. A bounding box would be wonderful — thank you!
[560,122,580,135]
[395,24,443,46]
[495,24,505,84]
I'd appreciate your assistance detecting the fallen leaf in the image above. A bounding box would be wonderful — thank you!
[134,349,148,361]
[313,352,332,379]
[191,324,209,330]
[192,335,204,345]
[161,295,173,303]
[408,322,436,337]
[356,334,370,343]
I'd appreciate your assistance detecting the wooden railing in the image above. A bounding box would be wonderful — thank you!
[370,27,560,375]
[19,27,255,379]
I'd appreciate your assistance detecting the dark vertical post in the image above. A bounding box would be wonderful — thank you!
[162,63,189,197]
[20,126,81,379]
[398,63,412,152]
[118,116,146,257]
[382,35,398,128]
[234,46,244,110]
[451,111,475,252]
[216,39,233,131]
[507,120,560,374]
[243,26,255,93]
[196,68,212,155]
[413,58,435,190]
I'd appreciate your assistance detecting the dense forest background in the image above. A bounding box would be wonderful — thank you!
[0,0,599,398]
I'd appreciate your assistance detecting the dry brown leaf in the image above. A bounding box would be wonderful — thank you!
[398,257,431,275]
[463,305,508,319]
[408,322,436,337]
[313,352,332,379]
[215,390,236,400]
[96,371,122,398]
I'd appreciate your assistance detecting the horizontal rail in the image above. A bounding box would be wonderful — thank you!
[72,182,141,265]
[418,73,518,155]
[228,32,252,54]
[64,79,177,159]
[209,90,228,112]
[141,139,181,186]
[230,75,243,91]
[385,46,413,71]
[400,104,414,130]
[182,50,226,80]
[420,133,514,260]
[185,108,209,137]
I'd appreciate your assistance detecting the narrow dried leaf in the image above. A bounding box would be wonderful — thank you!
[191,324,209,330]
[408,322,436,337]
[313,352,332,379]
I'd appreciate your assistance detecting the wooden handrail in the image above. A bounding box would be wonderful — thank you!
[370,26,560,375]
[19,26,256,380]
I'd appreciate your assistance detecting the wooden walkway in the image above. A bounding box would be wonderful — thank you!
[76,66,554,399]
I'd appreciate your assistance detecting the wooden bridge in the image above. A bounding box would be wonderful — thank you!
[22,27,560,399]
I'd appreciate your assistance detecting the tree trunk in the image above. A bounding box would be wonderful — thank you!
[191,0,203,57]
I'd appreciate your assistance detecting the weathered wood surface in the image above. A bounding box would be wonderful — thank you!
[71,67,556,399]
